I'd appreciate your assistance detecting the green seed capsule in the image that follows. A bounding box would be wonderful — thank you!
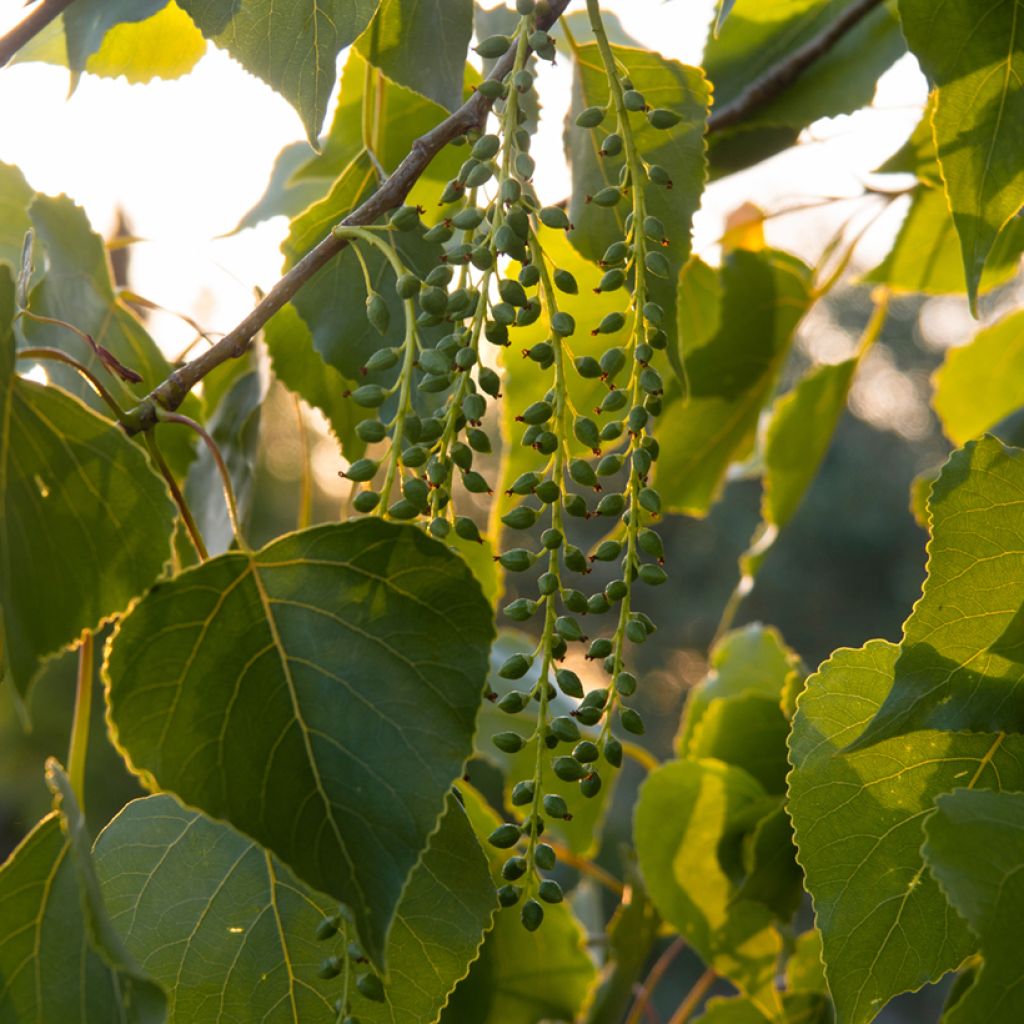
[498,883,523,907]
[499,655,532,679]
[596,454,623,476]
[545,790,573,821]
[587,592,610,614]
[520,400,553,425]
[604,736,624,767]
[573,740,599,764]
[539,205,571,230]
[621,708,645,735]
[478,366,501,396]
[577,706,602,726]
[596,492,625,517]
[471,133,501,160]
[535,479,561,503]
[488,823,521,849]
[402,445,428,469]
[639,487,661,514]
[500,548,536,572]
[454,516,481,543]
[638,529,663,559]
[318,956,342,979]
[605,578,628,602]
[521,813,544,837]
[516,152,536,178]
[364,292,390,335]
[598,268,626,292]
[424,221,455,243]
[355,418,386,443]
[626,619,648,644]
[506,207,530,240]
[541,528,562,550]
[510,471,541,495]
[562,588,588,614]
[554,756,586,782]
[353,490,380,513]
[315,915,340,941]
[623,89,646,111]
[535,844,557,871]
[502,856,527,880]
[596,313,626,336]
[476,78,504,100]
[471,245,494,270]
[518,262,541,287]
[551,311,576,337]
[475,33,512,58]
[639,563,668,586]
[590,186,622,208]
[500,178,522,204]
[493,731,525,754]
[564,545,588,573]
[575,105,605,129]
[403,477,429,509]
[564,494,588,518]
[555,616,585,642]
[600,132,623,156]
[648,107,682,129]
[616,671,638,697]
[462,470,490,494]
[464,163,494,188]
[349,384,387,407]
[550,715,581,743]
[538,879,564,904]
[587,638,613,660]
[535,572,557,598]
[396,273,421,299]
[498,279,528,307]
[551,667,580,697]
[602,241,629,266]
[356,972,386,1003]
[580,772,602,798]
[628,407,650,434]
[521,898,544,931]
[389,204,420,230]
[592,540,622,562]
[511,780,535,806]
[504,598,537,623]
[568,458,597,487]
[600,390,628,415]
[645,250,670,278]
[388,498,420,520]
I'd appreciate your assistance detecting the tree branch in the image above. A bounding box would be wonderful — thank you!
[0,0,77,67]
[707,0,886,133]
[120,0,572,435]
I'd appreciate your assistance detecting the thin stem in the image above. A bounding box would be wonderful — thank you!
[119,0,573,437]
[707,0,885,132]
[546,840,624,896]
[666,967,716,1024]
[0,0,77,67]
[145,431,208,561]
[626,937,688,1024]
[67,630,94,811]
[622,740,660,773]
[293,393,313,531]
[159,412,246,550]
[16,347,126,421]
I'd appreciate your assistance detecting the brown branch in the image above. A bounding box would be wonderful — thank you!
[707,0,886,133]
[0,0,77,67]
[120,0,572,435]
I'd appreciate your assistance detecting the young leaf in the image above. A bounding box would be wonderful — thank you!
[441,785,596,1024]
[0,161,34,274]
[635,758,783,1016]
[932,310,1024,446]
[178,0,380,142]
[898,0,1024,311]
[0,766,166,1022]
[94,792,495,1024]
[655,249,813,516]
[355,0,472,112]
[788,640,1024,1024]
[852,437,1024,748]
[63,0,167,75]
[0,269,176,696]
[921,789,1024,1024]
[104,519,494,969]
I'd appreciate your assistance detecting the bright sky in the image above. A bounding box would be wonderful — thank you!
[0,0,931,359]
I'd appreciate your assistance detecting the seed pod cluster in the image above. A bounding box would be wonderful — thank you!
[338,7,668,928]
[313,902,382,1018]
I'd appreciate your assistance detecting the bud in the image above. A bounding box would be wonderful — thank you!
[575,105,605,129]
[475,34,513,58]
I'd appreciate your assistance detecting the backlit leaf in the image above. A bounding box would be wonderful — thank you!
[105,519,494,968]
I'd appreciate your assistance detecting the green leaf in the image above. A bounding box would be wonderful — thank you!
[921,789,1024,1024]
[897,0,1024,311]
[64,0,167,74]
[864,186,1024,296]
[94,792,495,1023]
[704,0,905,175]
[264,300,364,457]
[104,519,494,969]
[230,141,326,234]
[635,758,783,1015]
[355,0,472,112]
[655,249,813,516]
[932,310,1024,446]
[178,0,380,142]
[677,623,803,754]
[0,162,33,274]
[282,152,447,383]
[0,269,175,695]
[787,640,1024,1024]
[762,358,857,530]
[695,992,834,1023]
[184,349,266,555]
[786,929,828,994]
[734,803,803,922]
[20,194,198,476]
[0,767,166,1022]
[565,42,710,366]
[874,94,941,184]
[441,785,596,1024]
[852,437,1024,747]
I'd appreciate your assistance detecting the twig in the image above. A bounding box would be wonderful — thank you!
[666,967,716,1024]
[0,0,77,67]
[708,0,886,133]
[16,346,126,421]
[547,840,624,896]
[626,937,688,1024]
[119,0,572,437]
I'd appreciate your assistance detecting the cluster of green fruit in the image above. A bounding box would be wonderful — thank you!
[338,0,670,929]
[312,905,384,1022]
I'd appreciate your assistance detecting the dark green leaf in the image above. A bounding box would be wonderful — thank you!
[762,358,856,530]
[921,789,1024,1024]
[655,249,813,516]
[788,640,1024,1024]
[898,0,1024,310]
[704,0,904,175]
[441,785,596,1024]
[64,0,166,74]
[105,519,494,968]
[94,792,495,1023]
[635,758,783,1015]
[735,803,803,922]
[0,766,166,1022]
[178,0,380,142]
[0,269,175,695]
[852,437,1024,747]
[356,0,472,112]
[932,310,1024,445]
[231,141,327,234]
